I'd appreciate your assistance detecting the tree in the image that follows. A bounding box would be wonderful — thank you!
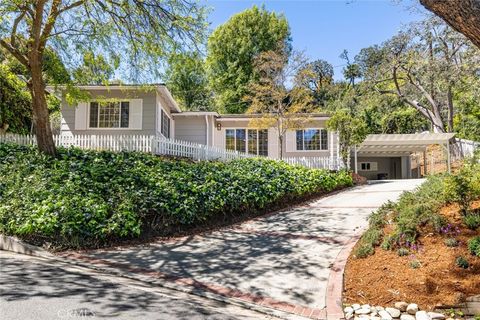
[420,0,480,49]
[206,5,291,114]
[327,109,367,166]
[0,1,206,156]
[380,107,429,134]
[356,17,480,133]
[296,59,334,108]
[0,64,31,134]
[340,50,362,88]
[244,47,315,159]
[165,51,212,111]
[73,51,116,85]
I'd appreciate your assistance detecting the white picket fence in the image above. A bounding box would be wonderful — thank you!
[454,138,480,158]
[0,133,343,170]
[282,156,345,170]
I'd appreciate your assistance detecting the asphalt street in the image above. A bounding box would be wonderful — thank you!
[0,251,272,320]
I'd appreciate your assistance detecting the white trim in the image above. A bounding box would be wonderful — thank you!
[295,128,329,152]
[224,127,268,156]
[86,100,140,131]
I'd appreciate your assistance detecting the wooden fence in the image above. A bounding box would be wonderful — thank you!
[0,133,344,170]
[282,156,345,170]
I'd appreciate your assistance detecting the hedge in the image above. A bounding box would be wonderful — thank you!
[0,143,353,249]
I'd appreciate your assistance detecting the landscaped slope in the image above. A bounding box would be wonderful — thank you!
[0,143,352,249]
[344,156,480,310]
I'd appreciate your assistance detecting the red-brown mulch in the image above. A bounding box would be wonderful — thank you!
[344,201,480,310]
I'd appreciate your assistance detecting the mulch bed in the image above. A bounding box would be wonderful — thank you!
[344,202,480,310]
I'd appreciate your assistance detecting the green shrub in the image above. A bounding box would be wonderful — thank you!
[409,259,421,269]
[354,243,374,258]
[445,157,480,215]
[397,247,409,256]
[455,256,469,269]
[0,143,353,249]
[464,213,480,230]
[468,236,480,257]
[444,238,459,247]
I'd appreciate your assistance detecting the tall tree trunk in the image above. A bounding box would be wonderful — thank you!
[447,86,454,132]
[420,0,480,49]
[29,53,56,156]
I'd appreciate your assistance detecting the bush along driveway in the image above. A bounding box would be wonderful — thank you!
[58,179,423,320]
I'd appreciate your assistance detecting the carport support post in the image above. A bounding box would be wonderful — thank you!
[423,150,427,176]
[354,145,358,174]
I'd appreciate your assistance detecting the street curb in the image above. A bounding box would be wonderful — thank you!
[325,228,365,320]
[1,236,311,320]
[0,234,55,259]
[54,253,314,320]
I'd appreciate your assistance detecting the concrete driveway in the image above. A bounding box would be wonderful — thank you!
[61,179,424,319]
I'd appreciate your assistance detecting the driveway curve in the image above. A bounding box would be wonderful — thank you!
[61,179,424,319]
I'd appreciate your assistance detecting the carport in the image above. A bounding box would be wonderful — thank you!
[353,133,456,179]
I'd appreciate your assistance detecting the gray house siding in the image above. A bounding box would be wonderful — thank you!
[174,116,207,145]
[60,89,157,135]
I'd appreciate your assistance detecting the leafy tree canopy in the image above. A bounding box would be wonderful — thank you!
[206,5,291,114]
[165,51,213,111]
[0,0,208,155]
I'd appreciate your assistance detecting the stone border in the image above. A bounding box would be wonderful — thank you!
[0,234,54,259]
[325,229,365,320]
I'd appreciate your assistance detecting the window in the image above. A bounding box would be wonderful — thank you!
[225,129,268,156]
[89,101,129,128]
[296,129,328,151]
[359,162,378,171]
[161,110,170,138]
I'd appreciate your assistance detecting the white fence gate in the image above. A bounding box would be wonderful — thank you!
[0,133,343,170]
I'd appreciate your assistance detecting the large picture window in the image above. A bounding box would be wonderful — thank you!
[89,101,129,128]
[226,129,268,156]
[161,110,170,138]
[296,129,328,151]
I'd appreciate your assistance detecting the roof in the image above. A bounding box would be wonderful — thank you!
[172,112,219,116]
[46,83,181,113]
[216,113,330,120]
[358,133,456,155]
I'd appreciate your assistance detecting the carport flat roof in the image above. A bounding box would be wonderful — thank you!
[357,133,456,155]
[361,133,456,146]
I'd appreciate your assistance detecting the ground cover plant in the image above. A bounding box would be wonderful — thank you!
[0,143,352,249]
[345,152,480,308]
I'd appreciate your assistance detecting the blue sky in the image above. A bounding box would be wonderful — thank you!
[202,0,429,80]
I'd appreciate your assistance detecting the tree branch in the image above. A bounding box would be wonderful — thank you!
[0,39,29,66]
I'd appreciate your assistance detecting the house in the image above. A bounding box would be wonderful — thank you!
[55,84,339,160]
[53,84,459,179]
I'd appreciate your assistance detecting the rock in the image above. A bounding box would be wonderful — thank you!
[427,312,445,319]
[378,310,393,320]
[355,307,371,315]
[371,310,378,317]
[386,307,401,318]
[395,302,409,312]
[415,311,430,320]
[400,315,415,320]
[345,307,354,314]
[376,306,385,311]
[371,317,381,320]
[362,304,371,309]
[406,304,418,315]
[345,312,354,320]
[352,304,361,311]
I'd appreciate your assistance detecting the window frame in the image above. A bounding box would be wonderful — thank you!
[160,109,171,138]
[225,128,268,156]
[295,128,329,151]
[87,100,131,130]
